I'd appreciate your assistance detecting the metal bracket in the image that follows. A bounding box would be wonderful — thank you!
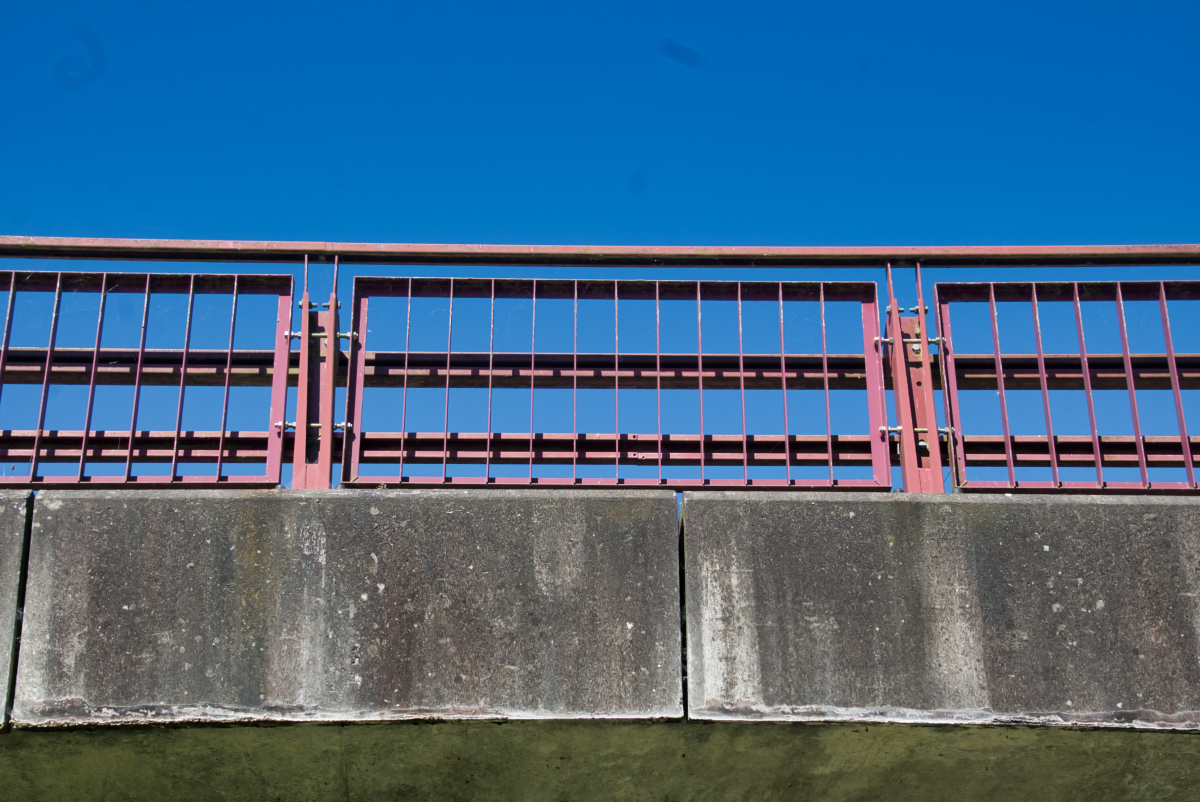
[274,421,296,430]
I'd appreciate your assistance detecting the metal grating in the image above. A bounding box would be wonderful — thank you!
[341,278,891,488]
[935,280,1200,492]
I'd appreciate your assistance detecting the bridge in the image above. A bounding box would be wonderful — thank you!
[0,237,1198,799]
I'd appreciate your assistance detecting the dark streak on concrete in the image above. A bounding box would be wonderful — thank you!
[0,491,30,726]
[14,489,681,726]
[684,492,1200,728]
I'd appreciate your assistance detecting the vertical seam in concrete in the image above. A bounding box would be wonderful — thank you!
[3,492,34,729]
[678,502,689,720]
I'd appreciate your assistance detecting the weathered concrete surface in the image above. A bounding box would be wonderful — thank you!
[14,489,680,725]
[0,491,29,725]
[685,492,1200,728]
[2,720,1199,801]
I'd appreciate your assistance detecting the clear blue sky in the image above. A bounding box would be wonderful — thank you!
[3,0,1198,246]
[1,1,1198,489]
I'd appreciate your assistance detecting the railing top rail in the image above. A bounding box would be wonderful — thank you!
[2,237,1199,267]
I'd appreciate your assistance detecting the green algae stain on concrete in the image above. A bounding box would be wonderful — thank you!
[2,721,1199,801]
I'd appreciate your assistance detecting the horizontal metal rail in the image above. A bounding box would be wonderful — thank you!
[2,236,1200,267]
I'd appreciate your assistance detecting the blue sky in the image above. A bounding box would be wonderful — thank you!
[1,1,1198,488]
[3,1,1198,246]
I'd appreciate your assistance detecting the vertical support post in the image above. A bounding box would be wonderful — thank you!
[860,284,889,489]
[344,279,369,485]
[315,257,339,487]
[265,280,292,485]
[884,265,923,492]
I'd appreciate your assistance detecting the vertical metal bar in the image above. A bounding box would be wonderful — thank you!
[987,283,1016,486]
[655,281,663,484]
[696,282,706,483]
[291,258,314,487]
[314,257,339,488]
[778,283,791,484]
[264,279,291,485]
[911,263,945,493]
[572,280,578,484]
[885,263,920,491]
[169,275,196,482]
[397,279,413,482]
[935,288,968,487]
[1159,283,1195,487]
[529,280,538,482]
[0,272,16,425]
[215,276,239,480]
[1115,283,1149,487]
[861,285,890,488]
[345,282,369,484]
[820,283,833,484]
[124,275,152,482]
[440,279,454,482]
[485,279,495,482]
[1072,283,1104,487]
[737,282,749,483]
[29,274,64,482]
[77,274,109,482]
[613,280,619,481]
[1030,283,1059,487]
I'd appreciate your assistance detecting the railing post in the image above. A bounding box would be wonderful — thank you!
[291,256,337,489]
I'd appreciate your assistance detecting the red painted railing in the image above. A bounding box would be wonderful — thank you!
[0,236,1196,492]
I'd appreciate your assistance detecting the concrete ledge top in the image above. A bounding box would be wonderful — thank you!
[683,490,1200,507]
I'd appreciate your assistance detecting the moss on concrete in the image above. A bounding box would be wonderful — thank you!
[2,720,1198,801]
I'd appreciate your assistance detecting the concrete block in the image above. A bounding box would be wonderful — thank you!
[0,492,29,725]
[684,492,1200,728]
[14,489,681,725]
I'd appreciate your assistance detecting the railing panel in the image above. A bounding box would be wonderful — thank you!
[342,278,891,489]
[0,271,293,487]
[936,280,1200,492]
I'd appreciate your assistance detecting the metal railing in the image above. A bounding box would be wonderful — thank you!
[0,235,1197,493]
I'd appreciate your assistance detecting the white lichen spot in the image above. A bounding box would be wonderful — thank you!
[360,593,368,601]
[370,507,381,516]
[1052,603,1063,613]
[205,668,214,678]
[377,583,385,595]
[1043,545,1050,552]
[1095,599,1105,610]
[626,622,634,629]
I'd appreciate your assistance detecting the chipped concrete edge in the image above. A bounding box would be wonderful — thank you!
[13,700,685,729]
[689,704,1200,730]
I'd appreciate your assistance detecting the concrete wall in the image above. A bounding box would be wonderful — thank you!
[13,489,681,725]
[684,492,1200,728]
